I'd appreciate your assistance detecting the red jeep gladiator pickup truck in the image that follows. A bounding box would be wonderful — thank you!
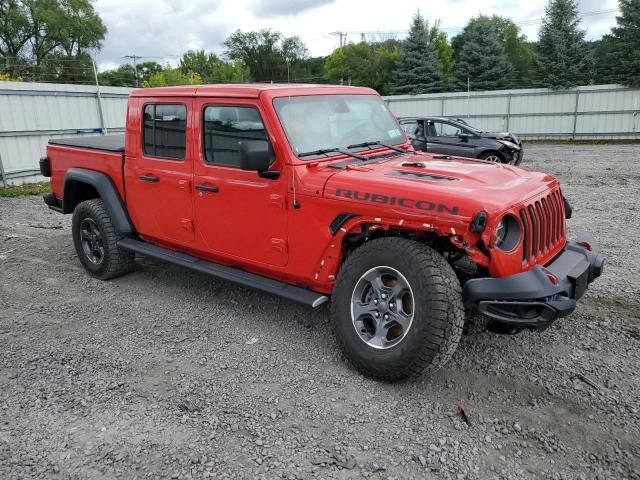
[40,84,604,380]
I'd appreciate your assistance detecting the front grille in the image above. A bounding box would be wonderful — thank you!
[519,189,566,264]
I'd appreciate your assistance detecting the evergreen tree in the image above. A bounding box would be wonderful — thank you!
[453,17,513,91]
[391,12,442,95]
[536,0,590,88]
[602,0,640,87]
[453,15,535,88]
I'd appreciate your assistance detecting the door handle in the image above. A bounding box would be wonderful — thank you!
[140,174,159,183]
[195,184,219,193]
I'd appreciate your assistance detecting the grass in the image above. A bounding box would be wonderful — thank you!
[0,182,50,198]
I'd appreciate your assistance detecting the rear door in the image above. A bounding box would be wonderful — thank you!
[125,100,195,246]
[191,99,288,267]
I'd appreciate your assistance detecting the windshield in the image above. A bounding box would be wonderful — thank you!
[273,95,406,158]
[453,119,482,133]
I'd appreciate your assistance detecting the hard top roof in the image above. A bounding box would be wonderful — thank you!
[130,83,378,99]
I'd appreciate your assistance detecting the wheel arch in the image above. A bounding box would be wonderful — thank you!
[62,168,134,234]
[314,215,448,291]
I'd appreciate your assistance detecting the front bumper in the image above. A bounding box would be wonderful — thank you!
[502,146,523,165]
[462,232,604,333]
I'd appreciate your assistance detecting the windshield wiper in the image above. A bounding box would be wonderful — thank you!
[346,140,410,154]
[298,147,367,161]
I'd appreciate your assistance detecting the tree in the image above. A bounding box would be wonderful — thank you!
[0,1,31,77]
[143,68,202,88]
[536,0,590,88]
[0,0,106,82]
[429,22,454,90]
[372,41,401,95]
[324,43,374,86]
[179,50,248,83]
[598,0,640,87]
[98,64,136,86]
[223,29,308,82]
[295,55,326,83]
[98,61,163,87]
[323,41,400,95]
[453,17,513,91]
[391,12,443,94]
[452,15,535,88]
[0,72,23,81]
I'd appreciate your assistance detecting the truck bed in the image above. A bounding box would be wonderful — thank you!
[47,134,126,202]
[49,134,125,152]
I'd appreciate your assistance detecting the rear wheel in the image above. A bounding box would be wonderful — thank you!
[72,199,135,280]
[331,238,464,381]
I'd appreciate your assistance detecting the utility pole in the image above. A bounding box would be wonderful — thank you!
[467,76,471,119]
[330,31,347,48]
[124,54,140,87]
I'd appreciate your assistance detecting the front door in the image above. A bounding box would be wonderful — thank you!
[429,120,477,157]
[192,100,288,267]
[125,100,194,246]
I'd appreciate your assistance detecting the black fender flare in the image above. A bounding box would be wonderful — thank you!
[62,168,134,234]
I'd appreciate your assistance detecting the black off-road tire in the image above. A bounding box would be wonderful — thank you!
[330,238,464,381]
[72,199,135,280]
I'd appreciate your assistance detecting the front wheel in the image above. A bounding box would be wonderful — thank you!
[331,238,464,381]
[479,151,505,163]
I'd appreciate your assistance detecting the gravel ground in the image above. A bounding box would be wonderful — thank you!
[1,143,639,480]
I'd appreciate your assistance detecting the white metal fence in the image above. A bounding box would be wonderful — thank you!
[1,82,639,186]
[0,81,130,186]
[384,84,640,140]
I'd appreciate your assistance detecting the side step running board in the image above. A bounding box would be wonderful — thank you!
[117,238,329,308]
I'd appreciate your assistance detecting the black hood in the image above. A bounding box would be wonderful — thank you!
[478,131,520,144]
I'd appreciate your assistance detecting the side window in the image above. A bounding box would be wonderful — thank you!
[143,104,187,160]
[203,106,268,167]
[400,121,417,135]
[435,122,462,137]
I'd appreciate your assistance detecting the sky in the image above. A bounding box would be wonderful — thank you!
[94,0,620,71]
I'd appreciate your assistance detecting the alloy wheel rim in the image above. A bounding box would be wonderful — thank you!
[485,155,502,163]
[350,266,415,349]
[79,218,104,265]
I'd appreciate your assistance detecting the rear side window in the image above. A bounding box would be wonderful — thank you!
[203,106,267,167]
[143,104,187,160]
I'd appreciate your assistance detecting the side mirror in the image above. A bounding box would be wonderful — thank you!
[458,133,470,142]
[239,139,276,176]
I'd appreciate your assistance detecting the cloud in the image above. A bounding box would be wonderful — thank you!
[95,0,232,68]
[251,0,336,17]
[93,0,620,69]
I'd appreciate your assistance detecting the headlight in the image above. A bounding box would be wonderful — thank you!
[498,139,521,151]
[494,215,521,252]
